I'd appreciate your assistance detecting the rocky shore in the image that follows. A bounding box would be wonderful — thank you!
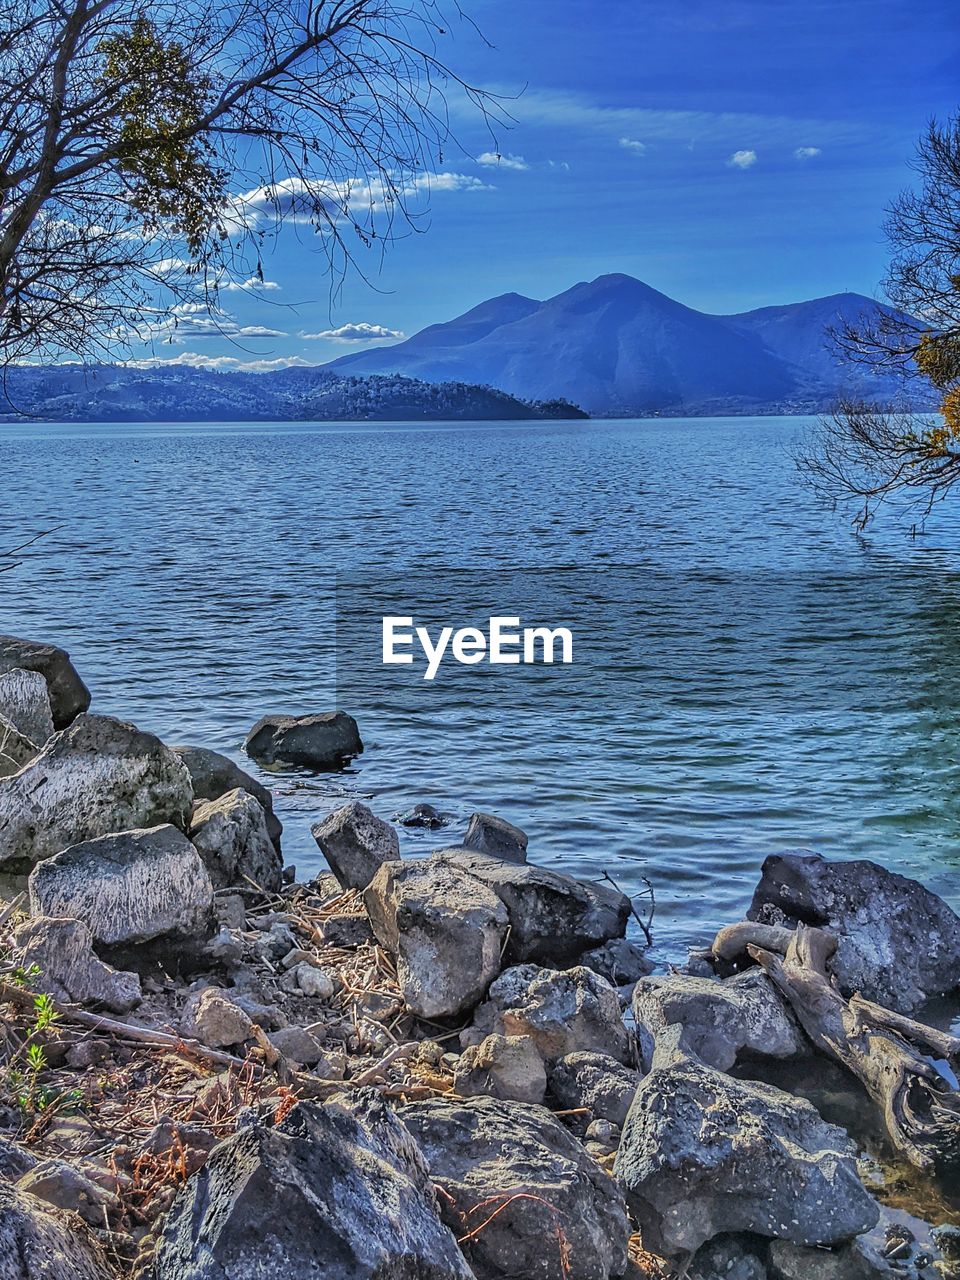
[1,632,960,1279]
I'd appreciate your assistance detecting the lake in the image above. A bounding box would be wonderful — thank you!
[2,414,959,965]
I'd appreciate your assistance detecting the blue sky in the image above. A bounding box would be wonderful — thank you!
[133,0,960,371]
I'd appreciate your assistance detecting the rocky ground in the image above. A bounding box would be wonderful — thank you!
[1,631,960,1279]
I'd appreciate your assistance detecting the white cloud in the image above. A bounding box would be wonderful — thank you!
[501,87,865,149]
[476,151,529,171]
[794,146,822,161]
[300,322,406,344]
[137,302,288,344]
[213,275,282,293]
[229,171,491,231]
[129,352,313,373]
[727,149,758,169]
[619,137,647,156]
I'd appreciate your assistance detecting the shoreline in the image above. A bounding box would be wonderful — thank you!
[1,634,959,1279]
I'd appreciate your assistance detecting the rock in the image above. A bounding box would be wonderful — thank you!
[319,912,374,948]
[767,1237,901,1279]
[0,714,194,868]
[462,812,528,863]
[632,969,807,1072]
[0,668,54,746]
[296,964,335,998]
[549,1051,641,1126]
[0,713,39,778]
[470,963,632,1064]
[189,788,282,892]
[453,1034,547,1104]
[244,711,362,770]
[364,856,508,1019]
[0,1135,38,1180]
[580,937,654,987]
[749,851,960,1013]
[396,802,445,829]
[180,988,254,1048]
[688,1237,769,1280]
[435,848,630,963]
[400,1095,629,1280]
[613,1029,879,1258]
[214,894,247,931]
[171,744,282,850]
[150,1096,473,1279]
[0,1182,113,1279]
[13,917,141,1014]
[0,634,90,729]
[17,1157,115,1226]
[29,825,213,945]
[268,1027,327,1066]
[311,801,399,890]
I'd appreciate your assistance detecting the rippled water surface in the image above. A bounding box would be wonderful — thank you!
[3,415,960,964]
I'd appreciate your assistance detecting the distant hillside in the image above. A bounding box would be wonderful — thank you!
[0,366,587,423]
[327,274,926,416]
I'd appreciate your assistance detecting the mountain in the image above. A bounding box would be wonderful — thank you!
[0,366,587,423]
[327,274,922,416]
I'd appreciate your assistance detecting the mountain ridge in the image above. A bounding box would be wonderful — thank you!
[327,274,921,415]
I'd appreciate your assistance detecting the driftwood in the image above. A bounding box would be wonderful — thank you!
[749,925,960,1173]
[711,920,793,963]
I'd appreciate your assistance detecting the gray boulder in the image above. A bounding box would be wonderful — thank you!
[244,711,362,770]
[0,714,39,778]
[171,744,282,850]
[13,917,141,1014]
[749,851,960,1012]
[469,963,632,1064]
[0,634,90,729]
[435,847,630,963]
[0,668,54,748]
[150,1096,473,1279]
[580,937,654,988]
[29,825,213,945]
[548,1051,641,1126]
[312,801,399,890]
[400,1095,629,1280]
[688,1238,769,1280]
[364,856,508,1018]
[462,811,528,863]
[396,802,444,829]
[768,1237,903,1279]
[189,788,282,892]
[452,1033,547,1104]
[632,969,807,1072]
[180,988,254,1049]
[0,1183,113,1280]
[614,1029,879,1258]
[0,714,193,868]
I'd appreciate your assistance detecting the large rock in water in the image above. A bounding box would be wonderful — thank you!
[312,801,400,889]
[0,668,54,746]
[171,745,282,850]
[632,969,806,1072]
[400,1095,630,1280]
[29,825,213,944]
[614,1029,879,1258]
[0,634,90,729]
[13,917,141,1014]
[244,711,362,770]
[0,714,193,868]
[189,788,282,892]
[363,856,508,1018]
[0,1182,113,1280]
[149,1096,473,1280]
[468,963,632,1063]
[749,851,960,1012]
[434,848,630,963]
[462,811,528,863]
